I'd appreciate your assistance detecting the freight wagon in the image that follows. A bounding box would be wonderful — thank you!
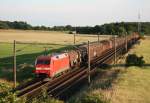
[34,33,140,78]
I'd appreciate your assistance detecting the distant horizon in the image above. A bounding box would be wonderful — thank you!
[1,19,150,27]
[0,19,149,27]
[0,0,150,26]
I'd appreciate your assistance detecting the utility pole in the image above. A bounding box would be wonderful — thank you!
[98,33,100,42]
[88,41,91,84]
[13,40,16,88]
[138,12,141,34]
[125,32,128,52]
[74,27,76,45]
[44,47,47,55]
[104,25,106,35]
[114,35,117,65]
[74,33,76,45]
[134,34,135,44]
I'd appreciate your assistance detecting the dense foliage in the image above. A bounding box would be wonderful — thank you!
[76,22,150,35]
[0,85,63,103]
[126,54,145,67]
[0,21,32,30]
[0,20,150,35]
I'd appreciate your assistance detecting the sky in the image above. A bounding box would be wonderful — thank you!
[0,0,150,26]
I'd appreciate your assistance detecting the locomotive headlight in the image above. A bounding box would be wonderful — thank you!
[36,67,50,70]
[36,67,41,70]
[42,68,50,70]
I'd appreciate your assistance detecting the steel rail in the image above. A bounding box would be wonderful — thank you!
[18,67,85,97]
[17,40,136,102]
[48,45,125,97]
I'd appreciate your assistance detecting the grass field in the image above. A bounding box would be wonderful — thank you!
[0,43,67,83]
[0,30,110,88]
[68,38,150,103]
[109,38,150,103]
[0,30,110,44]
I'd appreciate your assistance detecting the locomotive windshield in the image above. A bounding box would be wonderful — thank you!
[36,60,50,65]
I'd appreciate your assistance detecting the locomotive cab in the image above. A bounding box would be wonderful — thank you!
[34,53,70,78]
[34,56,51,77]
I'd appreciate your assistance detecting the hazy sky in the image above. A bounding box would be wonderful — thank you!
[0,0,149,26]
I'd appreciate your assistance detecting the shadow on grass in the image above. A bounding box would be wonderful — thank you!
[92,63,150,91]
[99,53,149,70]
[0,45,74,83]
[92,69,121,90]
[108,64,150,68]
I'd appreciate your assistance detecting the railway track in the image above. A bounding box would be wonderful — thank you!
[16,40,138,102]
[52,44,126,98]
[16,44,113,96]
[15,78,43,91]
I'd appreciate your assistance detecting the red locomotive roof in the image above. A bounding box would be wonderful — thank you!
[51,53,68,60]
[37,53,68,60]
[37,55,51,60]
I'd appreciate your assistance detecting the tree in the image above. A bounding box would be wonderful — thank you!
[0,22,9,29]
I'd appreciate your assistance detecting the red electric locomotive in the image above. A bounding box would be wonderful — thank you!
[34,53,70,78]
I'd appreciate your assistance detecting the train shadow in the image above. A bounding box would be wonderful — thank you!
[0,44,73,83]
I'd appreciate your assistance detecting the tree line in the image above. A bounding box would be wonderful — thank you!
[0,20,150,35]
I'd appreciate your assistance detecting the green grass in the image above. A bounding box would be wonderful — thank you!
[109,39,150,103]
[0,43,66,58]
[0,42,72,85]
[111,67,150,103]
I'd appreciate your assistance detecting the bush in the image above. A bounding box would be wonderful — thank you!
[68,93,109,103]
[140,36,145,40]
[126,54,145,67]
[80,93,109,103]
[68,31,73,34]
[0,86,62,103]
[81,95,103,103]
[0,91,25,103]
[24,88,63,103]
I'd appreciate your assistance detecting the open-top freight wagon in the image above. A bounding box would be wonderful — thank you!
[34,33,140,78]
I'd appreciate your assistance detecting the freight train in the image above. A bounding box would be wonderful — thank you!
[34,33,140,78]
